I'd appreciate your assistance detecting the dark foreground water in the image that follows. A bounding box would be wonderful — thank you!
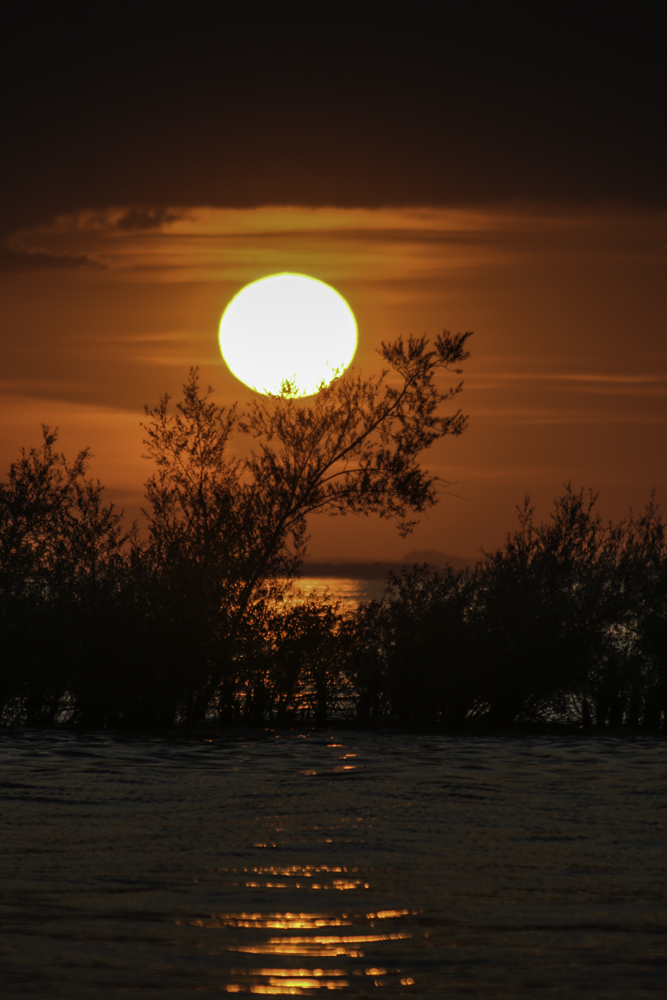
[1,731,666,998]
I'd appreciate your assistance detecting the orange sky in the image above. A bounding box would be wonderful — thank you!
[1,204,666,563]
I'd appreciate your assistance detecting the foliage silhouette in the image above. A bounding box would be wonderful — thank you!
[0,428,126,726]
[2,334,667,734]
[136,332,471,724]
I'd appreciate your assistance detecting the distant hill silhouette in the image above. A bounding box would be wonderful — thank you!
[301,550,470,579]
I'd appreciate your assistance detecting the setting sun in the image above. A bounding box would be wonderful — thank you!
[219,273,357,397]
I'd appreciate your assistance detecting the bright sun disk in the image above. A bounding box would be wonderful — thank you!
[219,273,357,397]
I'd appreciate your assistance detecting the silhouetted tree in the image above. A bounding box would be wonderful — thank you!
[0,428,126,726]
[344,600,391,723]
[140,332,472,721]
[469,487,620,727]
[16,343,667,735]
[351,566,475,727]
[617,498,667,730]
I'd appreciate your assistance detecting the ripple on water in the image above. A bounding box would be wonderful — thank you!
[0,730,666,996]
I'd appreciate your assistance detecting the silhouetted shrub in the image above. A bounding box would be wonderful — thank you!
[3,389,666,732]
[347,567,476,726]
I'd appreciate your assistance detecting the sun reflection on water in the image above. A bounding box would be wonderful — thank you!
[220,864,368,893]
[188,914,353,930]
[181,902,419,993]
[283,577,387,611]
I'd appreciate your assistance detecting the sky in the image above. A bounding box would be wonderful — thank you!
[1,7,665,564]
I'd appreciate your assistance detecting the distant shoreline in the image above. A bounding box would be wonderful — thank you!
[3,720,663,739]
[301,555,470,580]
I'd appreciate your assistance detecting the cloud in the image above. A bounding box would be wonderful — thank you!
[0,4,663,267]
[115,207,185,231]
[472,408,667,425]
[471,373,667,395]
[5,204,664,290]
[0,247,105,273]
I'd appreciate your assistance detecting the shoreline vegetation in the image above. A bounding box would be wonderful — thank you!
[1,333,666,734]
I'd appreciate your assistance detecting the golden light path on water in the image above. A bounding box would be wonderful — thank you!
[285,578,387,611]
[177,863,416,992]
[178,897,416,993]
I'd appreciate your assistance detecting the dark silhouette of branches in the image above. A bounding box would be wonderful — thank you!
[136,332,471,722]
[0,428,126,725]
[3,332,667,735]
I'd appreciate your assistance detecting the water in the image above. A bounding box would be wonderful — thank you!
[1,730,666,998]
[288,577,388,609]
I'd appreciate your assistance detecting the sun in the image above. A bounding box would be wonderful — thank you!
[219,273,357,397]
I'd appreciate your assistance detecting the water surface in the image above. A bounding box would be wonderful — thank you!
[1,730,665,997]
[287,577,387,609]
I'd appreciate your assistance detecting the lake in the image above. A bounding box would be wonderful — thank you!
[286,577,388,609]
[1,730,666,997]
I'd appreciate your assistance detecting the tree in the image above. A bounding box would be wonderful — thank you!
[223,593,349,727]
[0,428,126,725]
[467,486,625,728]
[617,497,667,730]
[141,331,472,720]
[351,565,476,727]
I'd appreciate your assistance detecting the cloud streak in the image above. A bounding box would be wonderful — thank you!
[9,205,666,287]
[0,247,105,273]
